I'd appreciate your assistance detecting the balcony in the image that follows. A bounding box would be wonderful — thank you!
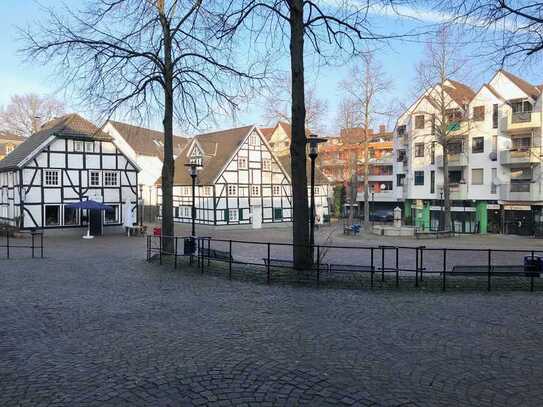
[506,111,541,133]
[368,154,393,165]
[499,148,541,166]
[436,153,468,167]
[448,183,468,200]
[446,121,470,136]
[356,190,396,202]
[499,182,543,201]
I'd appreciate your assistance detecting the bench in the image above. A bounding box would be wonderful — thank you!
[200,248,233,262]
[451,265,540,277]
[343,224,361,236]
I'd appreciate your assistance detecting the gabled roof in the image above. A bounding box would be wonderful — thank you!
[259,127,274,140]
[0,113,111,171]
[108,120,189,159]
[172,125,255,185]
[276,155,330,185]
[499,70,541,99]
[443,80,475,106]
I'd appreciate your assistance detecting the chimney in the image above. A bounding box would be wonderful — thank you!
[379,125,386,134]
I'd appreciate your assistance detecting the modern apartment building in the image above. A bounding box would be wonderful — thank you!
[394,70,543,235]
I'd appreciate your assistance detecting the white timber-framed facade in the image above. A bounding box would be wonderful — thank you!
[0,114,139,232]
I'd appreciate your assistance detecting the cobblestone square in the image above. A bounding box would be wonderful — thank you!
[2,228,543,406]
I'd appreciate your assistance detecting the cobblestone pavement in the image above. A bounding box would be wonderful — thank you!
[2,231,543,406]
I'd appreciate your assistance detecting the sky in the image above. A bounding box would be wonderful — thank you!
[0,1,541,136]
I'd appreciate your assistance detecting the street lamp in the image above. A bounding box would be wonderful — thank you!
[307,134,328,256]
[185,163,198,238]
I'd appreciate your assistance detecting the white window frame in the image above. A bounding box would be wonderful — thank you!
[272,185,281,196]
[182,206,191,217]
[63,205,80,226]
[227,185,237,196]
[44,170,60,186]
[249,134,259,146]
[262,159,271,171]
[104,204,120,224]
[251,185,261,196]
[44,205,61,226]
[73,140,83,152]
[89,170,101,187]
[103,171,119,187]
[238,157,248,169]
[85,141,96,153]
[228,208,239,221]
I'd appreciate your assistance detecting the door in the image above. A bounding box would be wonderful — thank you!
[251,205,262,229]
[89,209,103,236]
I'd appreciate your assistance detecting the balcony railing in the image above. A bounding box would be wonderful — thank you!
[448,183,468,200]
[499,148,541,165]
[506,111,541,132]
[499,182,543,201]
[436,153,468,167]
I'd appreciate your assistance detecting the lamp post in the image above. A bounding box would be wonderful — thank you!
[307,134,328,257]
[139,184,143,227]
[371,191,375,227]
[440,189,444,231]
[185,163,198,238]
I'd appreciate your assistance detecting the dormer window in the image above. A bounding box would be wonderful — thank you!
[190,156,202,166]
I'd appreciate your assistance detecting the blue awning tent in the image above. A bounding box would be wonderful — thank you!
[65,199,113,211]
[66,200,113,239]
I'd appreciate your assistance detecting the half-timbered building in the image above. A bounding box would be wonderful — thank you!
[161,125,330,228]
[0,114,139,233]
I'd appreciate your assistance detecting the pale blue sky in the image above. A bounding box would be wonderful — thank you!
[0,1,540,135]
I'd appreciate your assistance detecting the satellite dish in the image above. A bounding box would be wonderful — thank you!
[489,151,497,161]
[380,184,387,190]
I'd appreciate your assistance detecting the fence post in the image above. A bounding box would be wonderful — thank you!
[415,247,419,287]
[6,231,9,259]
[381,246,385,282]
[531,250,535,292]
[487,249,492,292]
[442,249,447,292]
[40,231,43,258]
[267,242,271,284]
[370,248,374,289]
[31,231,35,259]
[316,245,320,288]
[228,240,232,280]
[201,239,205,274]
[395,247,399,288]
[207,238,211,267]
[419,246,424,282]
[174,237,178,269]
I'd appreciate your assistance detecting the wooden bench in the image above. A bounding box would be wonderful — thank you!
[451,265,540,277]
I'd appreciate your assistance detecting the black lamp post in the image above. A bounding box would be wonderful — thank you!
[185,163,198,238]
[307,134,328,255]
[440,189,444,231]
[371,191,375,227]
[139,184,143,227]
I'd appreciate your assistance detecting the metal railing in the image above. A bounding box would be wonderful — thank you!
[0,228,44,259]
[146,235,543,292]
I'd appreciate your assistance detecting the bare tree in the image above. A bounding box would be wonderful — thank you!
[0,93,65,137]
[439,1,543,65]
[262,73,328,133]
[415,26,473,231]
[336,96,362,130]
[21,0,259,252]
[340,52,392,231]
[217,0,399,268]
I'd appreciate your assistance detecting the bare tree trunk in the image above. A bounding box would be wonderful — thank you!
[161,17,175,253]
[363,131,370,230]
[289,0,311,268]
[442,151,451,231]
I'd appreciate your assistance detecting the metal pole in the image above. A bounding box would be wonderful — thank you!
[419,246,424,281]
[381,246,385,282]
[309,155,316,255]
[228,240,232,280]
[316,245,320,287]
[442,249,447,291]
[487,249,492,291]
[191,173,196,238]
[174,237,178,269]
[267,242,271,284]
[531,250,535,292]
[395,247,399,288]
[370,247,374,288]
[32,231,35,259]
[415,247,419,287]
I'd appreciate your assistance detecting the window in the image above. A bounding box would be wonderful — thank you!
[274,208,283,220]
[414,143,424,157]
[73,141,83,152]
[64,207,80,226]
[5,144,14,154]
[227,185,237,196]
[105,205,120,224]
[397,125,406,136]
[448,140,463,155]
[239,187,248,197]
[314,186,320,195]
[44,170,60,186]
[174,207,180,218]
[249,134,259,146]
[86,142,96,153]
[430,142,435,164]
[396,174,405,186]
[472,137,484,154]
[511,99,533,113]
[415,115,425,129]
[190,156,202,166]
[449,170,462,184]
[45,205,60,226]
[202,186,213,196]
[182,186,191,196]
[251,185,260,196]
[414,171,424,186]
[397,150,406,162]
[492,135,497,154]
[262,159,271,171]
[473,106,485,121]
[89,171,101,187]
[512,136,531,151]
[224,208,238,222]
[492,104,499,129]
[472,168,484,185]
[104,171,118,186]
[238,157,248,169]
[272,185,281,195]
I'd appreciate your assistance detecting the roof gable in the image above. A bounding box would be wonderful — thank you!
[498,70,540,99]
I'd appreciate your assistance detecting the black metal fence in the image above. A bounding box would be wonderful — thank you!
[0,229,44,259]
[147,235,543,292]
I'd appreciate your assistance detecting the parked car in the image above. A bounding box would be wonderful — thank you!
[369,209,394,222]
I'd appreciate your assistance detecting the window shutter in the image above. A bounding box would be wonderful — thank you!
[239,209,243,221]
[224,209,229,222]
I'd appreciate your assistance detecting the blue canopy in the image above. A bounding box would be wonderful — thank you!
[65,199,113,211]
